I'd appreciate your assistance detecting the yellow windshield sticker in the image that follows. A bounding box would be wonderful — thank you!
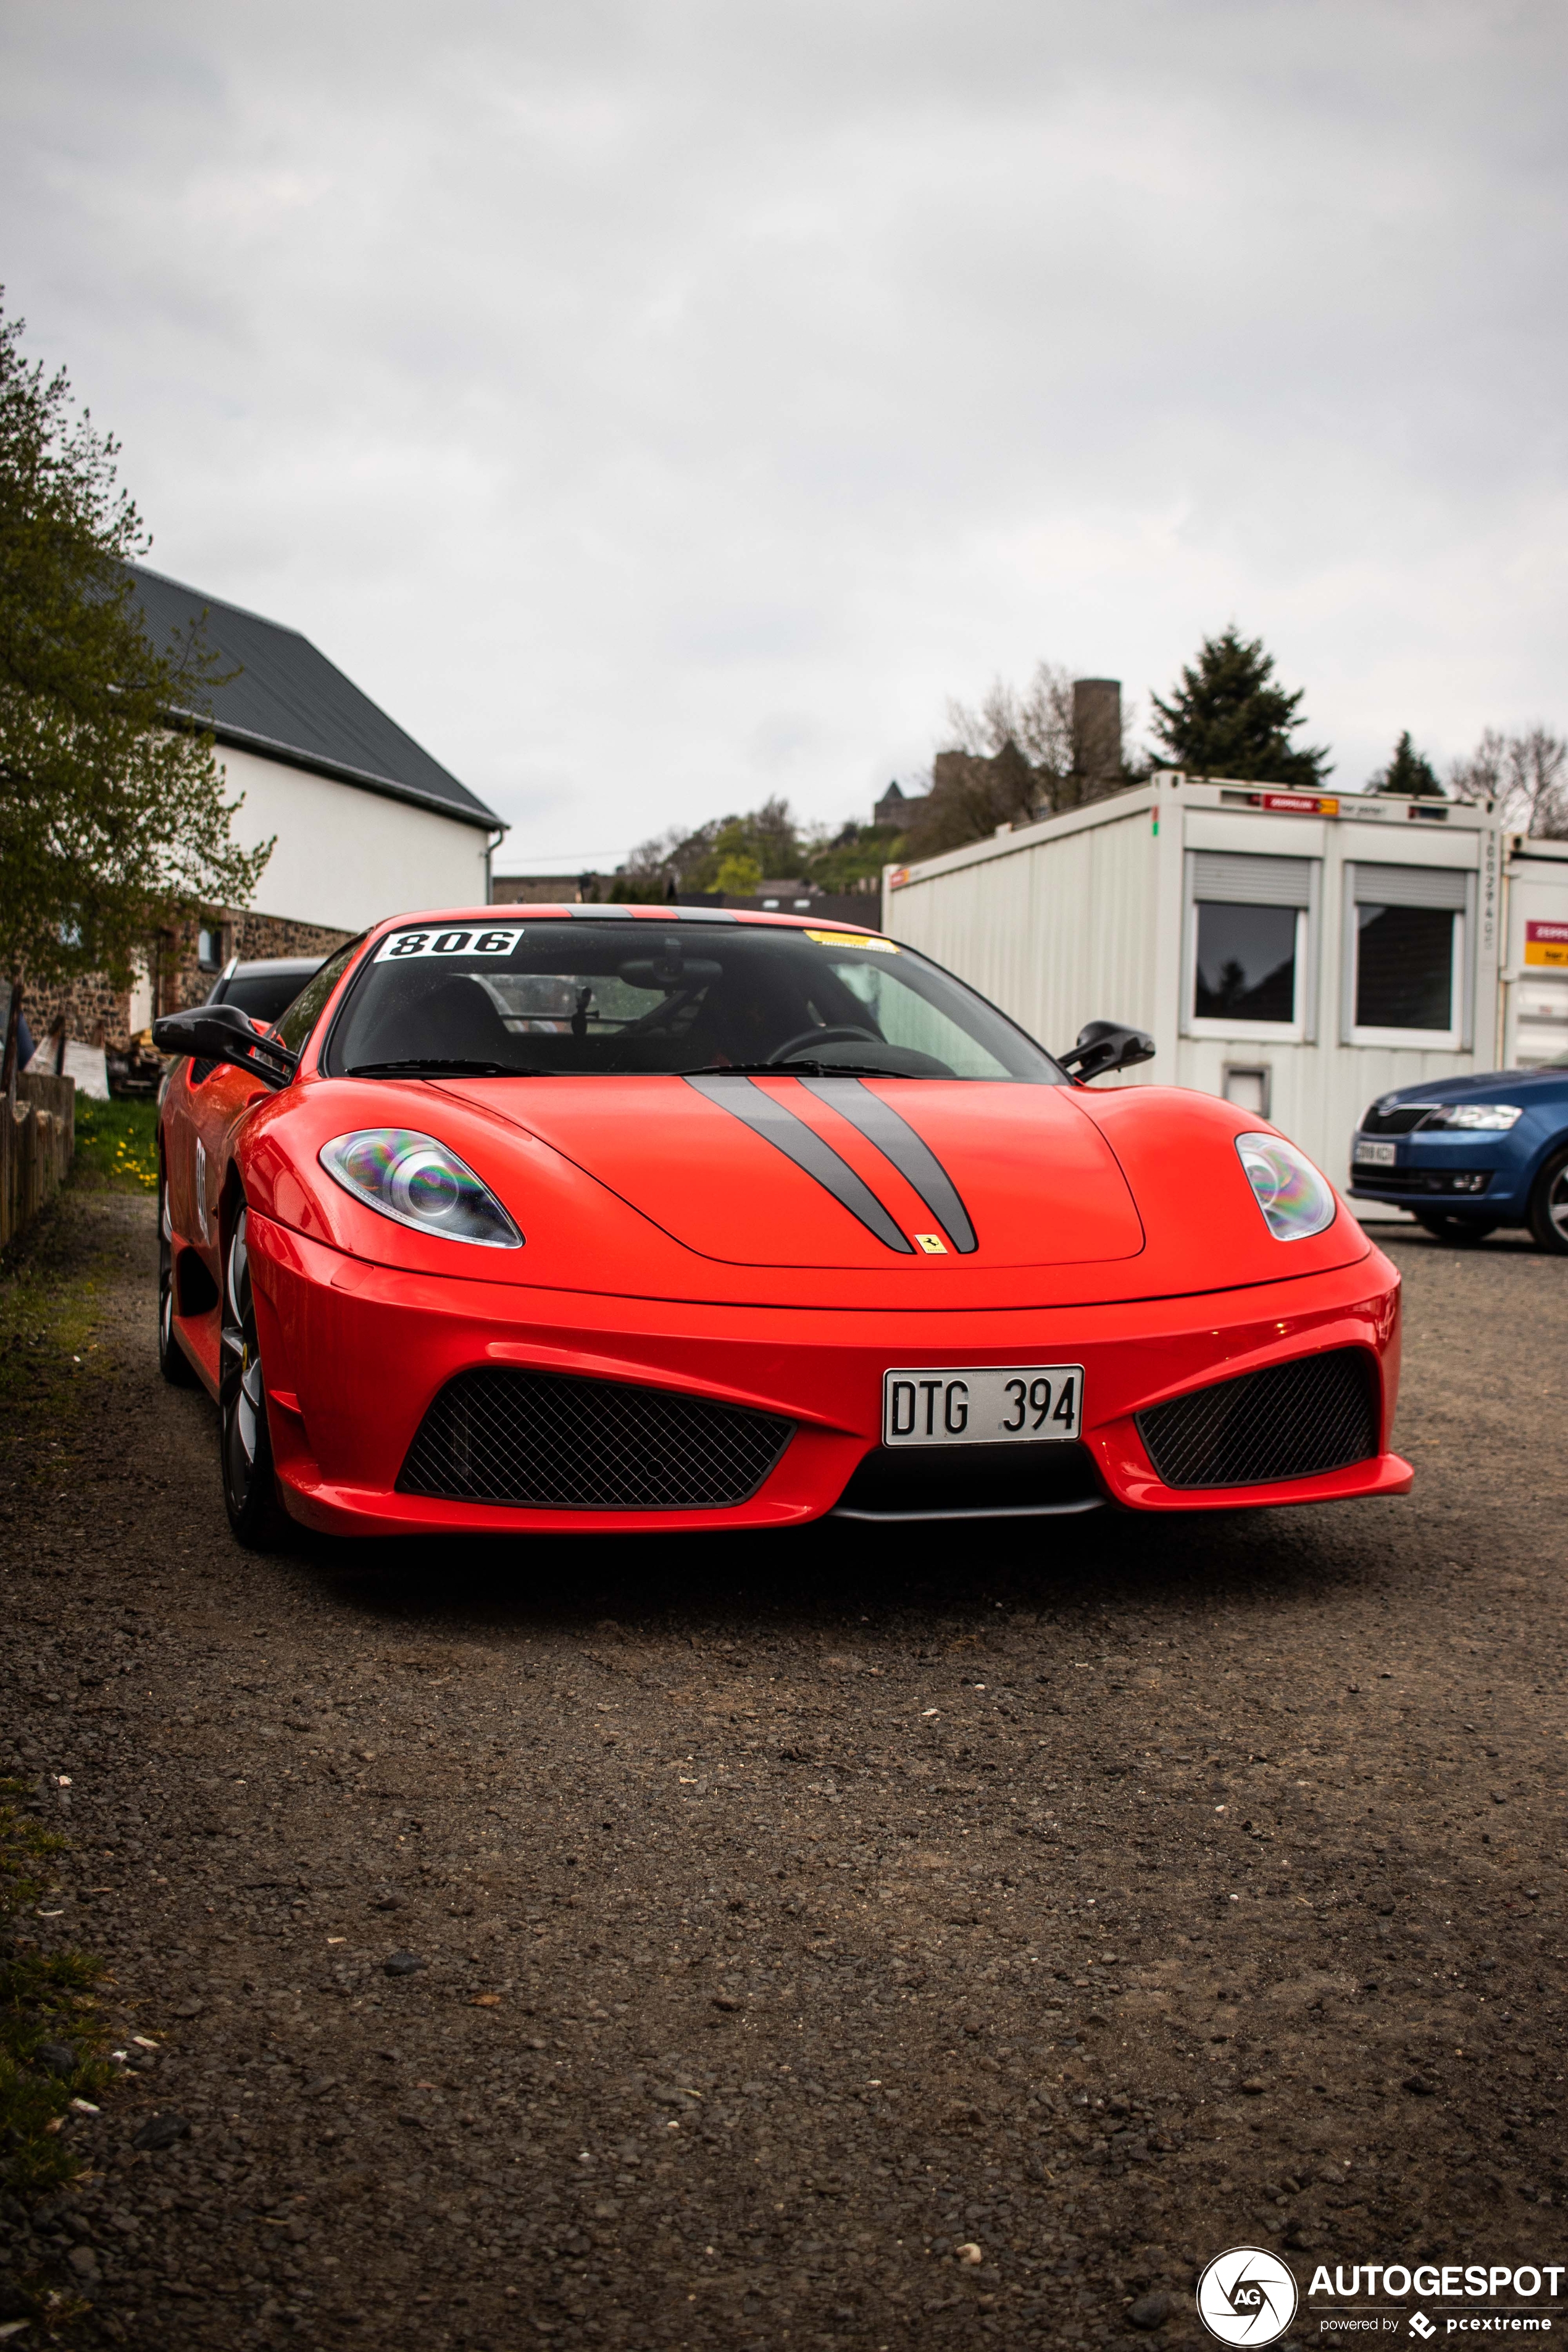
[805,930,899,952]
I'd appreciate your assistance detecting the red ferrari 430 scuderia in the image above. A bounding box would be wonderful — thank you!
[152,905,1409,1545]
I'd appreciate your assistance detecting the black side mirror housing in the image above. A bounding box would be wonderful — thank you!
[1058,1018,1157,1082]
[151,1003,298,1091]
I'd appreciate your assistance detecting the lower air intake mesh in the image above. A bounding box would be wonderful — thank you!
[1136,1348,1378,1490]
[398,1369,794,1510]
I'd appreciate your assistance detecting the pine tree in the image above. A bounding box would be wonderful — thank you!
[1149,626,1330,786]
[1370,730,1443,798]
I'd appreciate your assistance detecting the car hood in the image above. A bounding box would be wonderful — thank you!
[242,1073,1373,1310]
[462,1075,1145,1270]
[1375,1068,1567,1108]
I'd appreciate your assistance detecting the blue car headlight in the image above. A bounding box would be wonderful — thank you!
[1420,1103,1523,1132]
[319,1129,523,1248]
[1235,1133,1337,1241]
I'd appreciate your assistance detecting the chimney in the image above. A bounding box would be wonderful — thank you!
[1072,678,1122,784]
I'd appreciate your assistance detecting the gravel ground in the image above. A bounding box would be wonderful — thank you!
[2,1187,1567,2351]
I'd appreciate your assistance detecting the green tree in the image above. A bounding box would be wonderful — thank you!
[800,821,904,895]
[0,299,271,1031]
[623,796,804,896]
[1370,729,1443,798]
[1149,625,1330,786]
[713,848,762,895]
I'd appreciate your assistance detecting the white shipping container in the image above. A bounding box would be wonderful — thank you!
[883,774,1503,1194]
[1500,835,1568,1070]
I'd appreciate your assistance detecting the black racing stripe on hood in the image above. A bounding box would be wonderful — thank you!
[683,1075,915,1254]
[796,1077,979,1254]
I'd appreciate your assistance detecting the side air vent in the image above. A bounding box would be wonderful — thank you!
[1136,1349,1378,1490]
[399,1369,793,1511]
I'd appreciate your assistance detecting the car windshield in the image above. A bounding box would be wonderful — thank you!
[325,919,1064,1083]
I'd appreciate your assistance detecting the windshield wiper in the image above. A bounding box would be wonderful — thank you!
[345,1057,548,1078]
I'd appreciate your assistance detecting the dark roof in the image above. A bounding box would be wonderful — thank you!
[123,562,502,833]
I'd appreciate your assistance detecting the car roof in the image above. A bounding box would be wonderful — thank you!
[365,905,888,940]
[229,956,323,977]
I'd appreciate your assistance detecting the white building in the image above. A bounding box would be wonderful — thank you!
[123,561,506,1023]
[881,774,1538,1193]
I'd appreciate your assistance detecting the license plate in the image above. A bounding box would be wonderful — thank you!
[1353,1138,1398,1167]
[882,1365,1084,1447]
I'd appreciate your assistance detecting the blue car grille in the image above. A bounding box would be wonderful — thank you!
[1358,1101,1438,1135]
[1136,1348,1378,1489]
[399,1369,794,1510]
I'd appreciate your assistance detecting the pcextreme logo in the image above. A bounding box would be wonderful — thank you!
[1197,2247,1300,2345]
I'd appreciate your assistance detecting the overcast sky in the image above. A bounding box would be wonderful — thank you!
[4,0,1564,867]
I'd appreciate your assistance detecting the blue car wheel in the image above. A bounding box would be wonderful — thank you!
[1528,1146,1568,1255]
[1414,1211,1498,1245]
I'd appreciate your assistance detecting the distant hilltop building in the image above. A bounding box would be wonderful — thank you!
[874,780,930,830]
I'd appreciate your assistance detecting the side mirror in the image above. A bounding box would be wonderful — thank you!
[151,1003,298,1092]
[1058,1018,1157,1082]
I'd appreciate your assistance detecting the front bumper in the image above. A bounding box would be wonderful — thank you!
[246,1213,1409,1535]
[1348,1132,1525,1216]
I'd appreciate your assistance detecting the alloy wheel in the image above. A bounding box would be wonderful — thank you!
[219,1207,280,1541]
[157,1170,198,1385]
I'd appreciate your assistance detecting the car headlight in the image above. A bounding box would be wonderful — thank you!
[319,1129,523,1248]
[1420,1103,1523,1132]
[1235,1133,1337,1241]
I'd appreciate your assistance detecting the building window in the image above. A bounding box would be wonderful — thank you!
[197,924,225,971]
[1345,862,1470,1048]
[1183,851,1317,1041]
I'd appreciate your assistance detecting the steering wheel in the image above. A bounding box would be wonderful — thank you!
[767,1024,879,1064]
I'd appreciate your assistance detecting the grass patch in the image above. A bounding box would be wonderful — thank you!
[0,1782,112,2198]
[0,1203,106,1422]
[72,1095,158,1193]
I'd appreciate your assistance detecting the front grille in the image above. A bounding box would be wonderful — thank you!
[835,1440,1101,1516]
[398,1369,793,1510]
[1358,1101,1440,1136]
[1136,1349,1378,1490]
[1350,1167,1493,1195]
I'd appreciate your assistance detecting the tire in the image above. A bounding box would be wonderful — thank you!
[1413,1212,1498,1245]
[1527,1147,1568,1256]
[219,1206,285,1546]
[157,1169,199,1387]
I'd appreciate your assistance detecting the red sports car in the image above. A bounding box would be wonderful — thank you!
[152,906,1410,1545]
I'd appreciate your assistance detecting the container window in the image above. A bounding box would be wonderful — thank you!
[1183,848,1317,1040]
[1345,860,1470,1046]
[1194,903,1298,1023]
[1354,904,1455,1031]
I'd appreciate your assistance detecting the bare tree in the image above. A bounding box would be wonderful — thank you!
[943,663,1076,780]
[906,662,1133,861]
[1451,727,1568,837]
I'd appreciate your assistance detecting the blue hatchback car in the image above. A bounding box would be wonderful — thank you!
[1349,1067,1568,1250]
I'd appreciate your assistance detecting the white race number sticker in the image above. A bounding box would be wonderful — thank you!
[375,927,522,963]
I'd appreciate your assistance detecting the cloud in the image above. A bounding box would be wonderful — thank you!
[3,0,1565,863]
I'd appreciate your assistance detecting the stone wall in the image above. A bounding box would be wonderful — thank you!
[24,906,354,1056]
